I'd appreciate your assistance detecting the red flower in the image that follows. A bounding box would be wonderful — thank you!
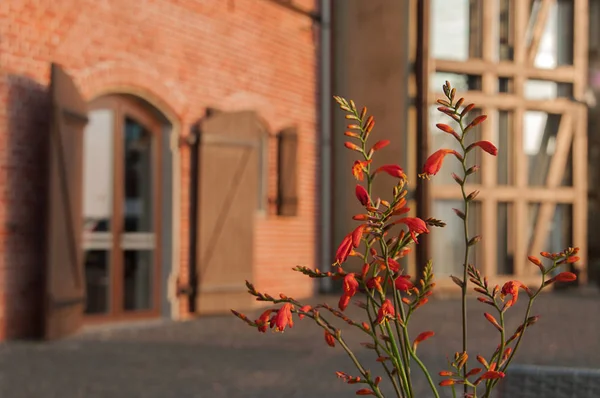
[335,234,353,265]
[474,370,505,385]
[355,185,371,206]
[395,217,430,243]
[395,275,414,291]
[367,276,383,292]
[255,309,272,333]
[468,140,498,156]
[324,330,336,347]
[421,149,460,178]
[376,299,395,324]
[343,273,359,297]
[375,164,406,179]
[500,280,524,310]
[371,139,390,151]
[352,160,371,181]
[273,303,294,332]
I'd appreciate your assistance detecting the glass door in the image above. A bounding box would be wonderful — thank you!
[83,96,161,321]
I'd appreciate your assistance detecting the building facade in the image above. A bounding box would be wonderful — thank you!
[0,0,320,340]
[331,0,591,289]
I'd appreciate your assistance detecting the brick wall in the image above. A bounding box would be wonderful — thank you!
[0,0,319,339]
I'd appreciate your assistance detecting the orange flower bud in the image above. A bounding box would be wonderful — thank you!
[476,355,489,368]
[467,140,498,156]
[460,103,475,117]
[364,116,375,135]
[436,123,460,140]
[296,305,312,320]
[351,225,366,248]
[371,139,390,151]
[324,330,336,347]
[344,141,362,151]
[375,164,406,179]
[347,124,361,130]
[567,256,580,264]
[355,388,376,396]
[555,272,577,282]
[466,115,488,130]
[361,322,370,331]
[355,185,371,206]
[484,313,503,332]
[439,371,453,377]
[413,331,435,350]
[338,293,351,311]
[466,368,482,378]
[439,379,456,386]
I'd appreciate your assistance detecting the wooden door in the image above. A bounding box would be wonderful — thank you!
[195,111,262,314]
[82,96,162,322]
[422,0,588,286]
[44,63,88,340]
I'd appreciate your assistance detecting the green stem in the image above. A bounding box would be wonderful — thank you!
[385,321,413,398]
[366,295,405,397]
[409,349,441,398]
[458,116,471,397]
[483,264,551,397]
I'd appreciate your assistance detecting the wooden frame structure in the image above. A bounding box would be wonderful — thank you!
[422,0,589,287]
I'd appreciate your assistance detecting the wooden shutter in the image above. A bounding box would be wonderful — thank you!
[277,127,299,216]
[195,111,261,314]
[44,64,88,340]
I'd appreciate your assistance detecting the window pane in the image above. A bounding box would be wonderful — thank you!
[496,110,513,185]
[531,0,574,69]
[524,80,573,100]
[523,111,561,186]
[498,0,513,61]
[123,250,153,311]
[431,200,481,276]
[124,117,154,232]
[83,110,114,232]
[497,202,514,275]
[431,0,481,61]
[84,250,111,314]
[431,72,482,92]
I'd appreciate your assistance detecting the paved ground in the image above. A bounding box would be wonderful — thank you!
[0,287,598,398]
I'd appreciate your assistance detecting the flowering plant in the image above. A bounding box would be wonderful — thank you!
[232,82,579,398]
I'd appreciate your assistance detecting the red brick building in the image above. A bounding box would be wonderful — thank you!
[0,0,323,340]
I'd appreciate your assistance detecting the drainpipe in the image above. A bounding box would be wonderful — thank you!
[319,0,333,293]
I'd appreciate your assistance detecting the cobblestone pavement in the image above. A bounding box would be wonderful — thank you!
[0,288,598,398]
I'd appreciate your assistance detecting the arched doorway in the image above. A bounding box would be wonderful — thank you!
[82,94,168,322]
